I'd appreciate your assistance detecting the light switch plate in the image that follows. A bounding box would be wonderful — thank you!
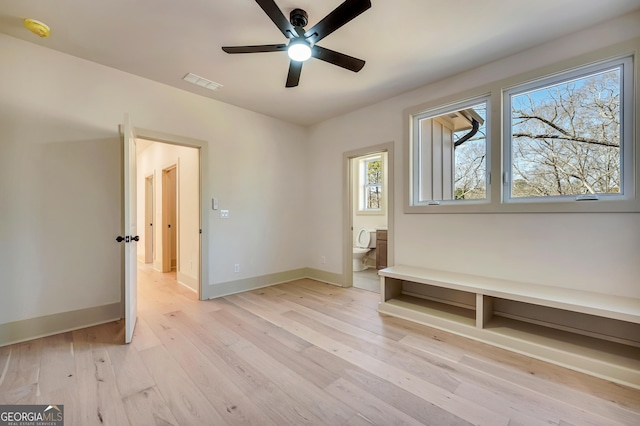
[212,198,218,210]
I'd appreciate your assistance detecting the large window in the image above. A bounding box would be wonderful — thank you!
[407,53,636,213]
[504,57,632,203]
[411,97,489,205]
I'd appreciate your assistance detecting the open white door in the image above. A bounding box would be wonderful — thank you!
[123,114,138,344]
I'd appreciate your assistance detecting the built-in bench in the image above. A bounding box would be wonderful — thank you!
[378,265,640,389]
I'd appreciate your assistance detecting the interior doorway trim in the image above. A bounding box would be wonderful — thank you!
[342,142,395,288]
[134,127,209,300]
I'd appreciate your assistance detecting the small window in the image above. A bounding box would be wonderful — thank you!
[411,97,489,205]
[358,155,383,212]
[504,57,632,202]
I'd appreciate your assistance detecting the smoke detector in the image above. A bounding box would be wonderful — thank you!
[24,19,50,38]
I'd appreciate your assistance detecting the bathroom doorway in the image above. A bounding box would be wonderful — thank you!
[343,142,394,292]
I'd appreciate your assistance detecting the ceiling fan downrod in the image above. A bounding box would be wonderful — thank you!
[289,8,308,28]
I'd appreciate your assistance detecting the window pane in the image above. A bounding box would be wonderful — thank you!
[366,185,381,209]
[359,156,383,212]
[366,159,382,184]
[453,103,487,200]
[510,67,621,198]
[414,101,488,202]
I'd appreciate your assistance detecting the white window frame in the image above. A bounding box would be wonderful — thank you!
[358,154,384,214]
[503,56,634,205]
[410,95,491,207]
[405,44,638,214]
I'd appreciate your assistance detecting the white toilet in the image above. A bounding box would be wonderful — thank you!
[353,228,376,272]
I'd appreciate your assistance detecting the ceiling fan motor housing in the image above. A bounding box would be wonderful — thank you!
[290,8,308,28]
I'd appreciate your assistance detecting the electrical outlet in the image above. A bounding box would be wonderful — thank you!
[321,256,326,264]
[234,264,240,273]
[220,209,229,219]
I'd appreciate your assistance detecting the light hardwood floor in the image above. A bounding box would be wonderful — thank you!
[1,264,639,425]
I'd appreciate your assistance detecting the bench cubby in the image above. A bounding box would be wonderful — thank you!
[378,265,640,389]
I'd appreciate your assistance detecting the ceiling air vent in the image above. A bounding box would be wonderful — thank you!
[182,73,223,91]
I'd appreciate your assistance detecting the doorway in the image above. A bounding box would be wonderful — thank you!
[162,165,177,273]
[144,174,154,264]
[135,135,204,299]
[343,142,394,291]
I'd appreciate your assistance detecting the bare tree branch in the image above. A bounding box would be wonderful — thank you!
[512,132,619,148]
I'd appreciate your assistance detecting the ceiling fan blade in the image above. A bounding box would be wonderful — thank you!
[286,60,303,87]
[255,0,296,39]
[222,44,287,54]
[304,0,371,44]
[312,45,365,72]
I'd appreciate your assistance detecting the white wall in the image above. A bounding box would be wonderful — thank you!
[307,13,640,298]
[136,142,200,291]
[0,33,308,330]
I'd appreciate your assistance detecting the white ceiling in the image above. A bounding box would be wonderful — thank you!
[1,0,639,126]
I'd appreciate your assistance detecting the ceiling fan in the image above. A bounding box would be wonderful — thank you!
[222,0,371,87]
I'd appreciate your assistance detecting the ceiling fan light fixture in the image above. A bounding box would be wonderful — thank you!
[287,41,311,62]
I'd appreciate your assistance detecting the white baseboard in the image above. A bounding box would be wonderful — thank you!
[177,271,198,293]
[305,268,346,287]
[204,268,312,299]
[0,302,122,348]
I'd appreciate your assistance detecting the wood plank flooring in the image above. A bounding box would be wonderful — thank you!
[1,264,639,425]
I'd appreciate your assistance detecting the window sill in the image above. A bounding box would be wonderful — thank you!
[405,198,640,214]
[356,209,385,216]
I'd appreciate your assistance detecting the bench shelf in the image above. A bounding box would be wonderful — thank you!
[378,265,640,389]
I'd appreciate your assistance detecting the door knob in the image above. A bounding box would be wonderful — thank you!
[116,235,139,242]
